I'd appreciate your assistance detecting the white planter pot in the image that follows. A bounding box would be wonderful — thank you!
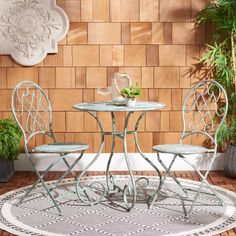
[126,98,136,107]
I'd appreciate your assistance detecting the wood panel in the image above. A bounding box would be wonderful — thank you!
[0,0,211,151]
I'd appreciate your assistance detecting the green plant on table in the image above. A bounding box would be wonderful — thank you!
[0,118,22,160]
[196,0,236,148]
[120,83,141,100]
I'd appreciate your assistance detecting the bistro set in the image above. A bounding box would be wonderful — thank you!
[10,79,228,218]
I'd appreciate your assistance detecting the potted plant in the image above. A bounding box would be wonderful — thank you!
[0,118,22,182]
[196,0,236,177]
[120,83,141,107]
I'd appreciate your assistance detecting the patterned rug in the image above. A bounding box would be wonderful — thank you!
[0,175,236,236]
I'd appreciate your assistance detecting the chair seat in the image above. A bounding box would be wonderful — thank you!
[33,142,89,153]
[152,144,208,155]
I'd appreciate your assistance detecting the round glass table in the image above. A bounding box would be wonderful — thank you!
[73,101,166,211]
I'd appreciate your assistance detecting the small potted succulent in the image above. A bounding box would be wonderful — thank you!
[121,83,141,107]
[0,118,22,182]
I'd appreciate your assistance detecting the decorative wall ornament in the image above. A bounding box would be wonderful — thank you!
[0,0,69,66]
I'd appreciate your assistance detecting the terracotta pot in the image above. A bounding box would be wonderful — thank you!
[224,144,236,178]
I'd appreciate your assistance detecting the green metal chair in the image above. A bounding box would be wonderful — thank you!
[150,80,228,218]
[11,80,89,215]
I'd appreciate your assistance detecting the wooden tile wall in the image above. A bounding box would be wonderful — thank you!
[0,0,209,153]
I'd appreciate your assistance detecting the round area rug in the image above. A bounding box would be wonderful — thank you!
[0,175,236,236]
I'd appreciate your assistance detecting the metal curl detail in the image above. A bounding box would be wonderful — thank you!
[135,177,150,188]
[76,181,106,205]
[123,184,135,210]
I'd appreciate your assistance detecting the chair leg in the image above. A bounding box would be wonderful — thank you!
[203,180,225,206]
[183,179,206,218]
[18,167,62,215]
[149,153,188,208]
[182,156,224,204]
[158,154,188,194]
[183,179,224,218]
[17,152,83,215]
[194,170,224,206]
[181,155,225,218]
[17,178,41,205]
[17,156,62,205]
[148,153,174,208]
[62,155,77,178]
[39,173,62,215]
[52,152,85,190]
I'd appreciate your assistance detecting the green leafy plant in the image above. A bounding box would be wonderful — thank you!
[120,83,141,100]
[196,0,236,147]
[0,119,22,160]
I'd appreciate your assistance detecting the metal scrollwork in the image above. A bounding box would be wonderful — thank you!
[123,184,135,210]
[12,81,54,144]
[135,177,150,188]
[76,181,106,205]
[182,80,228,142]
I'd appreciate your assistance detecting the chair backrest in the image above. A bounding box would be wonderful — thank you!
[11,81,56,149]
[180,80,228,146]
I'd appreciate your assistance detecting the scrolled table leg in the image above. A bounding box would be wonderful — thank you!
[76,111,106,205]
[122,111,136,211]
[106,112,117,193]
[134,111,162,207]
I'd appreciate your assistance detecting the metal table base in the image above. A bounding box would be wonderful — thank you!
[73,101,166,211]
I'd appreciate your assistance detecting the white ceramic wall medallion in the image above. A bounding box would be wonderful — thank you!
[0,0,69,66]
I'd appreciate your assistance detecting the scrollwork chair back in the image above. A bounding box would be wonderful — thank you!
[11,80,56,152]
[180,80,228,149]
